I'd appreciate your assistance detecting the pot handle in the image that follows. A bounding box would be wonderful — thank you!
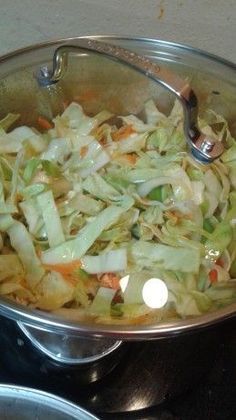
[36,39,224,163]
[17,321,122,365]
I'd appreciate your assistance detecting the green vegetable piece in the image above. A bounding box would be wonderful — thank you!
[131,223,141,239]
[197,267,209,292]
[147,185,163,201]
[41,160,61,177]
[203,218,214,233]
[111,303,123,318]
[75,268,90,280]
[23,158,41,184]
[230,260,236,278]
[205,221,233,260]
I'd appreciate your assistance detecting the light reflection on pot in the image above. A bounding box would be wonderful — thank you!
[120,274,168,309]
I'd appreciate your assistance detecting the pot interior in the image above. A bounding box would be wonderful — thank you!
[0,37,235,338]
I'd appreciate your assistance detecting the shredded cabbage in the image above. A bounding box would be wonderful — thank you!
[0,101,234,325]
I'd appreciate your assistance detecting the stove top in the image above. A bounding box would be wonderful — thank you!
[0,316,236,419]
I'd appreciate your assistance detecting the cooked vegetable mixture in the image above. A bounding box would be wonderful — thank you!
[0,100,235,324]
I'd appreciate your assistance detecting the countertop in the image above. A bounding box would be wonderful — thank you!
[0,0,235,62]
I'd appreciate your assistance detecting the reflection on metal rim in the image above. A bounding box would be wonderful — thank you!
[0,384,99,419]
[0,296,236,340]
[0,35,235,69]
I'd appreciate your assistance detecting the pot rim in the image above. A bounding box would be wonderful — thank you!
[0,34,235,69]
[0,35,235,339]
[0,296,235,340]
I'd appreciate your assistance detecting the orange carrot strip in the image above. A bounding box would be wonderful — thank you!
[112,125,136,141]
[124,153,138,165]
[43,261,81,277]
[209,269,218,283]
[80,145,88,158]
[37,116,54,130]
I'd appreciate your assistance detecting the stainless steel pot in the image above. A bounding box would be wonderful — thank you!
[0,36,235,340]
[0,384,98,419]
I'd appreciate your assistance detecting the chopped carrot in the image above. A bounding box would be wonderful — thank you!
[99,273,120,290]
[209,269,218,283]
[43,260,81,277]
[164,211,179,224]
[216,258,224,268]
[37,116,54,130]
[124,153,138,165]
[80,145,88,158]
[112,125,136,141]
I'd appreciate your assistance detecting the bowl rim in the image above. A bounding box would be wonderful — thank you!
[0,35,235,339]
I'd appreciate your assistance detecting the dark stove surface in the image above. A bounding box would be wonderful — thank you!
[0,316,236,420]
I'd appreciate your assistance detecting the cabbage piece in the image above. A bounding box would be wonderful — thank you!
[0,203,18,214]
[120,114,156,133]
[0,182,17,213]
[81,249,127,274]
[144,99,167,125]
[123,168,166,183]
[204,169,222,199]
[41,203,132,264]
[0,214,15,231]
[137,176,174,197]
[130,241,200,273]
[20,199,44,236]
[67,193,104,216]
[204,191,219,218]
[116,133,148,153]
[191,181,205,205]
[165,166,193,201]
[226,162,236,189]
[213,162,230,202]
[23,158,41,184]
[10,149,24,203]
[40,138,71,164]
[221,143,236,163]
[20,183,47,199]
[205,283,236,305]
[36,271,74,310]
[7,221,44,287]
[82,173,120,200]
[0,125,45,154]
[78,140,110,178]
[137,166,193,202]
[117,303,153,319]
[0,254,24,282]
[37,190,65,247]
[204,221,233,261]
[0,132,24,153]
[142,206,164,225]
[61,102,95,131]
[174,293,202,316]
[12,126,45,151]
[88,287,116,316]
[123,272,152,305]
